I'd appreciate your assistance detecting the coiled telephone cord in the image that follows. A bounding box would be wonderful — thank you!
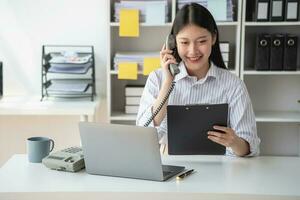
[144,81,176,127]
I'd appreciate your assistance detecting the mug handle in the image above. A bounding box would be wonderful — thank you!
[49,139,55,152]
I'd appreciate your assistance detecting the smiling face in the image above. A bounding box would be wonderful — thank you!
[176,24,216,77]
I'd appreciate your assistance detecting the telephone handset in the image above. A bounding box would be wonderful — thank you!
[166,34,180,76]
[143,35,178,127]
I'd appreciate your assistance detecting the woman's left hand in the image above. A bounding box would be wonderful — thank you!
[208,126,250,156]
[207,126,239,148]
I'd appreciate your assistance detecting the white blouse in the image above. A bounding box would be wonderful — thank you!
[136,62,260,156]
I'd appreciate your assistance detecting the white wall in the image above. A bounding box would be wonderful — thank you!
[0,0,109,166]
[0,0,109,96]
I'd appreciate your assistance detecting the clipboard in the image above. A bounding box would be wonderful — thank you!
[167,103,228,155]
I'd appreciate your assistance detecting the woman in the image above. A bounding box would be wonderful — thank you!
[136,3,260,156]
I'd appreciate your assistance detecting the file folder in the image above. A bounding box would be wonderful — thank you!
[256,0,271,21]
[285,0,299,21]
[284,35,298,70]
[255,34,271,70]
[246,0,257,21]
[270,0,284,21]
[270,34,284,70]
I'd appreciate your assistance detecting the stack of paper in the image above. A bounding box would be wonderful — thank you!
[177,0,234,21]
[125,85,144,114]
[49,54,92,64]
[114,51,160,71]
[219,42,230,68]
[226,0,234,21]
[48,52,92,74]
[48,63,92,74]
[47,80,90,95]
[114,0,168,23]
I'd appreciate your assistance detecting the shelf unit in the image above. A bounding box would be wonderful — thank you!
[255,111,300,123]
[243,71,300,75]
[241,0,300,156]
[107,0,242,124]
[42,45,96,101]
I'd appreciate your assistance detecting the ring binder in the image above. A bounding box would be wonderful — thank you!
[270,34,284,70]
[256,0,271,21]
[255,34,271,70]
[285,0,300,21]
[270,0,284,21]
[246,0,257,21]
[284,34,298,70]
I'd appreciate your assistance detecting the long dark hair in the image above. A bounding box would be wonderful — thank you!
[171,3,227,69]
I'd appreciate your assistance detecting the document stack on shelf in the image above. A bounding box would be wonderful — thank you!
[177,0,234,21]
[114,51,160,71]
[125,85,144,114]
[220,42,230,68]
[226,0,234,21]
[114,0,168,23]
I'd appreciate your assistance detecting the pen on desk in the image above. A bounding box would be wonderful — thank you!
[176,169,194,180]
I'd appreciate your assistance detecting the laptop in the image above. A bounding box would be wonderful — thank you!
[79,122,185,181]
[167,103,228,155]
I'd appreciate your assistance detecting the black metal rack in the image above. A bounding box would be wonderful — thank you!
[41,45,95,101]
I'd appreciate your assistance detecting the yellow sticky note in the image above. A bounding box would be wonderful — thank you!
[143,57,161,75]
[119,9,139,37]
[118,62,138,80]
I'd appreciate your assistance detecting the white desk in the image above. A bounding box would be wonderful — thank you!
[1,154,300,200]
[0,96,99,122]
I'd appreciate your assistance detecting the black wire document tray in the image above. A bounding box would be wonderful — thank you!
[41,45,95,101]
[167,103,228,155]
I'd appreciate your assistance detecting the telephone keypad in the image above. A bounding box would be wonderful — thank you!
[62,147,82,154]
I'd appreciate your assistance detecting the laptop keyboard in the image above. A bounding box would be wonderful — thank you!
[163,170,173,177]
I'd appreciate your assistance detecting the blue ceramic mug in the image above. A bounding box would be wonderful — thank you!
[27,137,54,163]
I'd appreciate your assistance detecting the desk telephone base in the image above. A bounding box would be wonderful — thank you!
[42,146,85,172]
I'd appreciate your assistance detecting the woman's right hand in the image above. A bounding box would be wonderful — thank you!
[160,44,178,82]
